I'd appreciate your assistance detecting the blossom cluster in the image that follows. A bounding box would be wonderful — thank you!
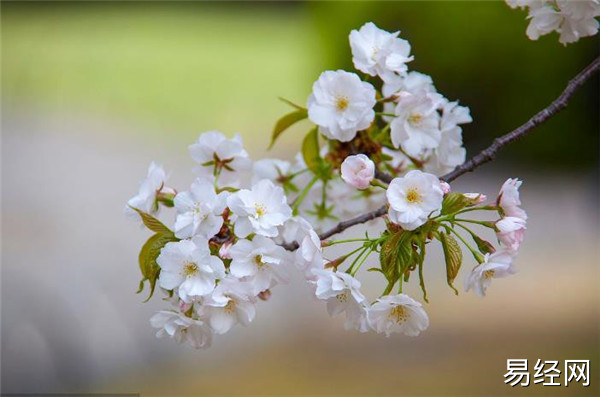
[506,0,600,44]
[125,22,528,349]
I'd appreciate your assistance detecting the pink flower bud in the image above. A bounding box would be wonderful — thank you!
[219,241,232,259]
[179,301,192,312]
[464,193,487,204]
[341,154,375,190]
[496,217,526,253]
[439,181,451,195]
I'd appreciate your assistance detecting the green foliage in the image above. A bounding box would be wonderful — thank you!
[301,127,322,174]
[379,230,414,287]
[133,208,179,301]
[439,231,463,295]
[441,192,471,215]
[269,108,308,149]
[130,206,173,234]
[471,233,496,255]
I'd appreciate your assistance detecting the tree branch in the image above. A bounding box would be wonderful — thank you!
[284,55,600,251]
[442,55,600,183]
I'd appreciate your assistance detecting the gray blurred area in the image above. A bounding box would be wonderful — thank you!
[2,111,598,396]
[1,2,599,396]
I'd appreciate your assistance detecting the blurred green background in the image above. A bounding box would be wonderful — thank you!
[2,2,598,396]
[3,1,598,167]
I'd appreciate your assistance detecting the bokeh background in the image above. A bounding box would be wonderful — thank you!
[1,1,598,396]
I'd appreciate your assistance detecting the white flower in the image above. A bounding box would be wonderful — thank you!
[497,178,527,220]
[189,131,251,187]
[295,229,324,280]
[526,4,563,40]
[390,91,443,158]
[386,170,444,230]
[496,216,527,253]
[278,216,313,246]
[157,237,225,303]
[229,236,289,294]
[307,70,376,142]
[382,71,436,98]
[368,294,429,337]
[313,270,369,332]
[518,0,600,45]
[204,277,256,334]
[227,179,292,238]
[423,126,466,176]
[349,22,413,81]
[252,158,292,186]
[440,101,472,131]
[173,178,228,239]
[341,154,375,189]
[150,311,212,349]
[125,162,170,219]
[465,250,517,296]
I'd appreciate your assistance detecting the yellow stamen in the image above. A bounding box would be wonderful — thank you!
[224,300,236,314]
[483,270,495,279]
[389,305,411,324]
[336,291,349,303]
[406,188,423,204]
[182,261,199,277]
[335,96,349,112]
[408,113,423,125]
[255,204,266,217]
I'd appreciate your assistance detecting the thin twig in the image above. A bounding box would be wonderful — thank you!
[442,55,600,182]
[284,56,600,251]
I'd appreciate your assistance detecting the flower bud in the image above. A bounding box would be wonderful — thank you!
[341,154,375,190]
[219,241,233,259]
[464,193,487,205]
[258,289,272,301]
[439,181,451,195]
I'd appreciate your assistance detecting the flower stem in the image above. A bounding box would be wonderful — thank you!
[370,179,388,190]
[323,238,371,247]
[444,225,485,264]
[291,175,319,215]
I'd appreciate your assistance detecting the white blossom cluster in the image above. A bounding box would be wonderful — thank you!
[260,23,473,232]
[125,22,530,349]
[506,0,600,44]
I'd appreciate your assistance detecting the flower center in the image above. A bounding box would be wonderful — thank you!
[406,188,423,204]
[254,255,264,267]
[408,113,423,125]
[336,290,349,303]
[224,300,236,314]
[389,305,411,324]
[371,46,380,61]
[182,261,199,277]
[483,270,495,279]
[255,203,267,217]
[335,96,349,112]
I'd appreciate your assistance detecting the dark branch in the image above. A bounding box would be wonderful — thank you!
[442,55,600,183]
[284,55,600,251]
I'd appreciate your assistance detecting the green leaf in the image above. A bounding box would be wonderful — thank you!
[268,108,308,149]
[441,192,470,215]
[439,232,463,295]
[379,231,414,285]
[278,97,306,111]
[413,236,429,303]
[301,127,321,174]
[138,232,179,301]
[130,206,173,234]
[472,234,496,255]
